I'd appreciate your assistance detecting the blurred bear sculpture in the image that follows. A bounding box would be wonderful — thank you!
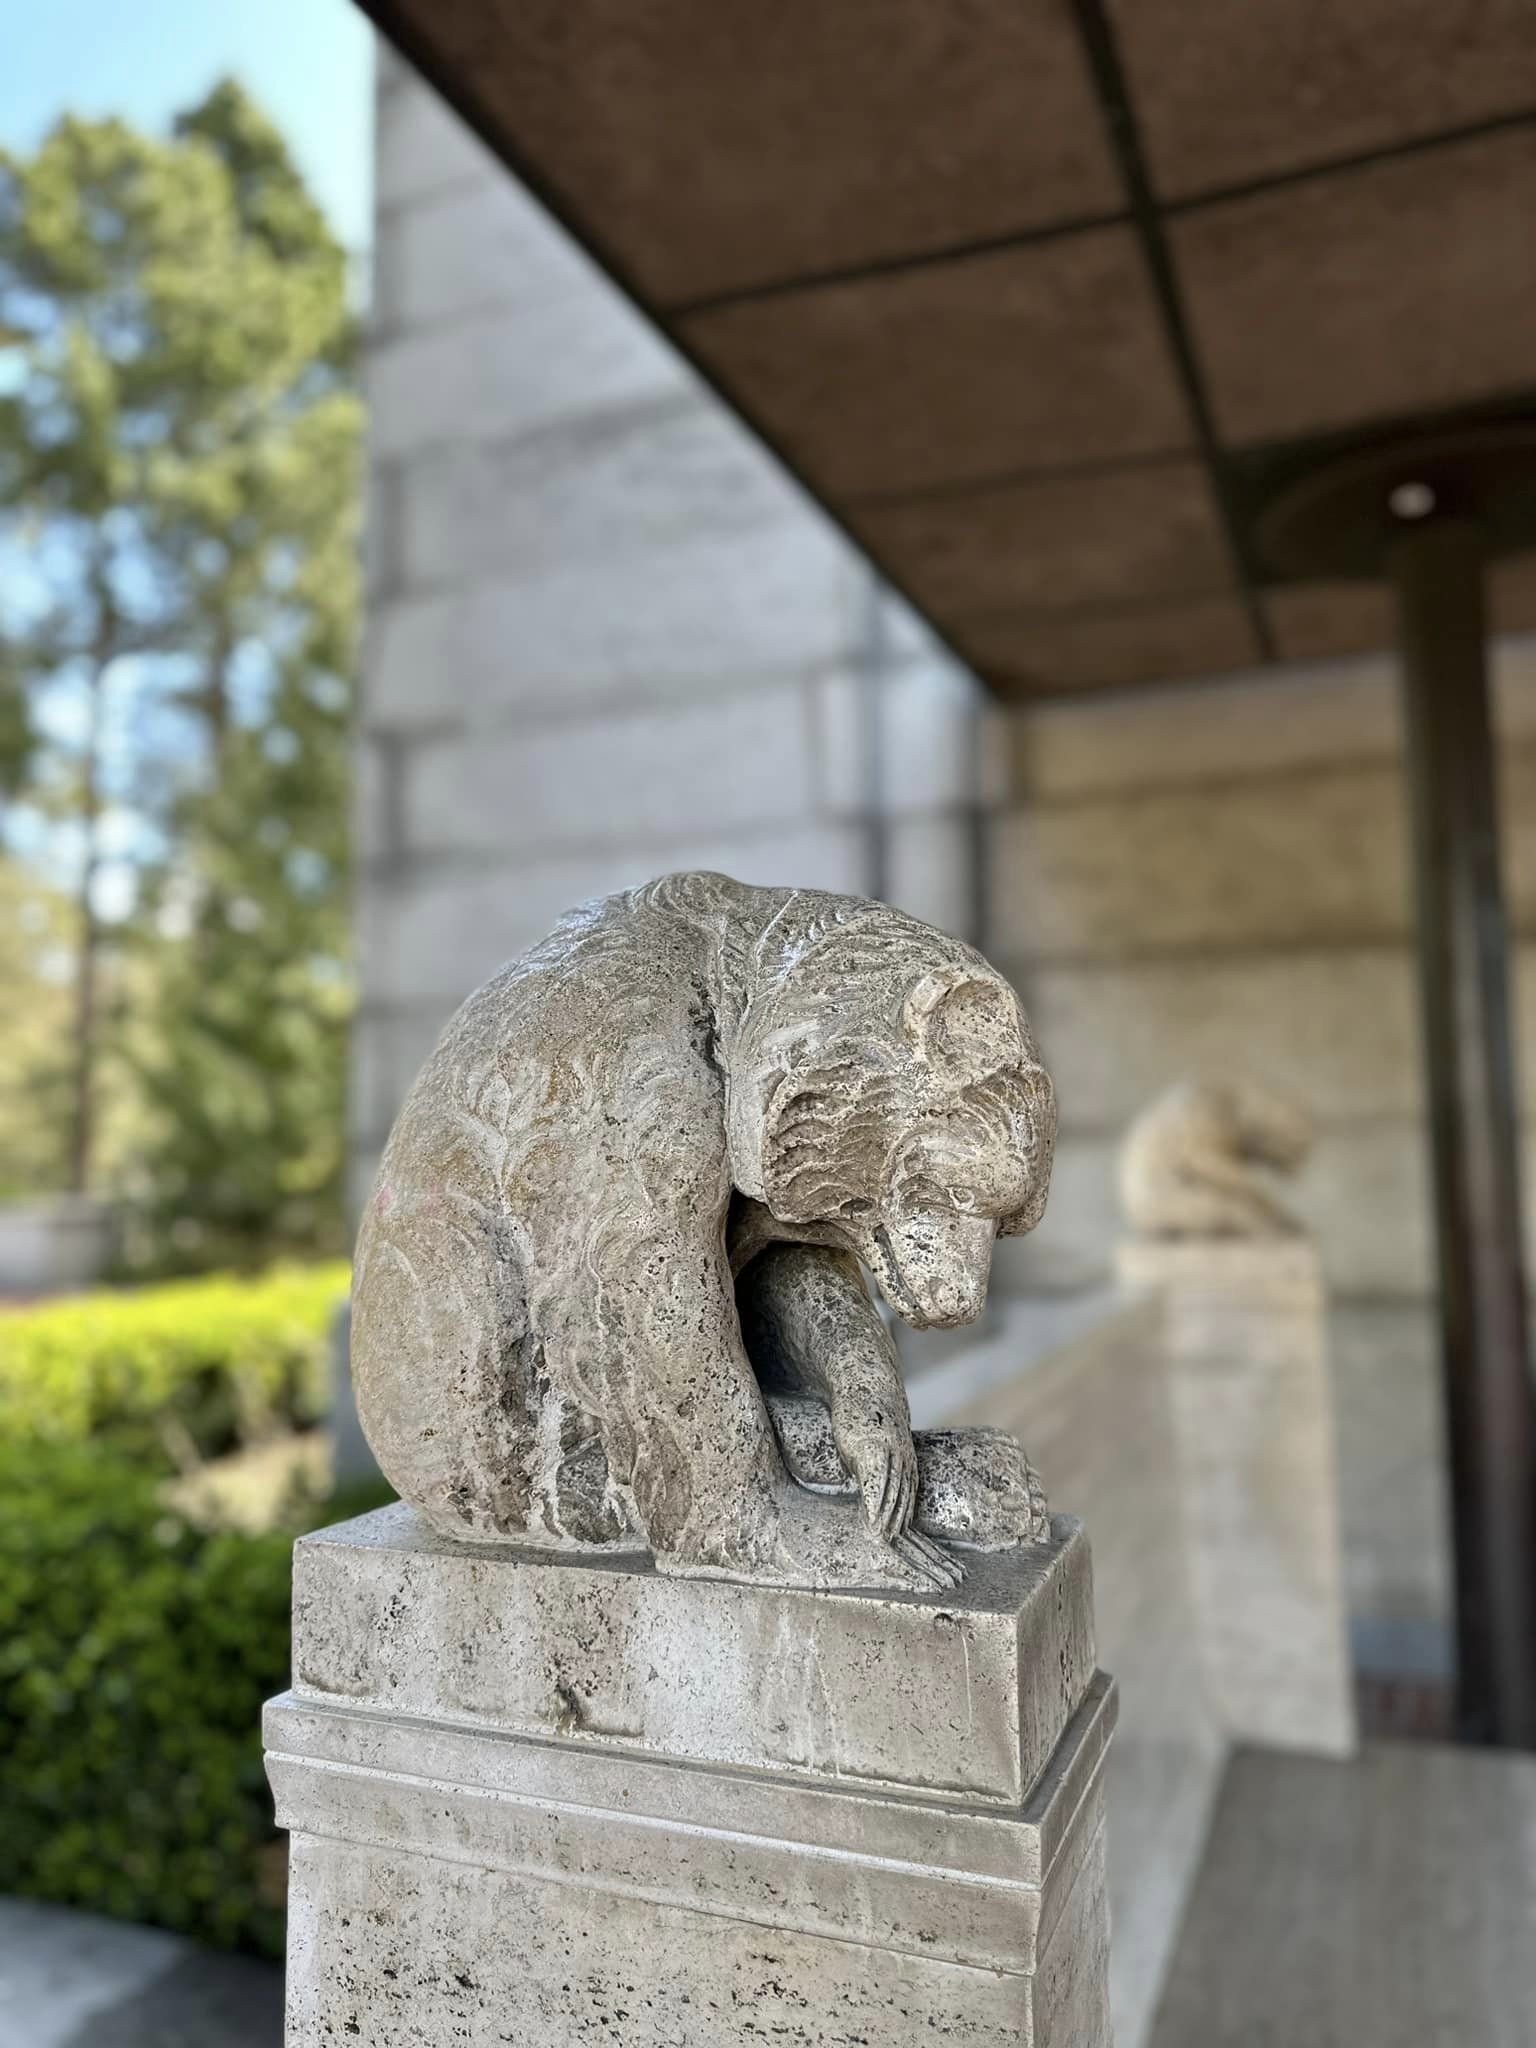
[1119,1078,1312,1240]
[352,872,1056,1592]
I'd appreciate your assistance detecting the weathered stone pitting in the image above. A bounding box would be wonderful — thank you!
[352,871,1057,1592]
[283,873,1116,2043]
[289,1503,1095,1805]
[267,1509,1116,2046]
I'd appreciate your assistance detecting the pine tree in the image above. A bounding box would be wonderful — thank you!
[0,864,75,1198]
[0,83,360,1260]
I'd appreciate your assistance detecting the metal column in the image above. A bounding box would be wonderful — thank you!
[1392,514,1536,1747]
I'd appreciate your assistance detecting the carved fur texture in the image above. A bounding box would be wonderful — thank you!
[352,872,1056,1591]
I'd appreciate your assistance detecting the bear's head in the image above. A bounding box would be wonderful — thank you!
[1228,1080,1312,1175]
[731,929,1056,1332]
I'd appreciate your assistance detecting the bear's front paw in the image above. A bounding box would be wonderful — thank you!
[831,1392,919,1540]
[913,1428,1050,1549]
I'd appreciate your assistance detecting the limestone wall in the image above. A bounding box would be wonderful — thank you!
[357,48,990,1213]
[977,656,1534,1673]
[991,646,1536,1304]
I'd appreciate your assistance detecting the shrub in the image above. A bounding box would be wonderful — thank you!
[0,1263,348,1469]
[0,1439,393,1955]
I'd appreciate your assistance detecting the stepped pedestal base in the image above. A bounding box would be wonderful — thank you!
[266,1503,1117,2046]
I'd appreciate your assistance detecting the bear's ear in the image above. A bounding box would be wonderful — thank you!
[903,968,1018,1078]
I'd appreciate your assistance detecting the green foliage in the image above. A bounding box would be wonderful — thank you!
[0,1262,348,1468]
[124,625,356,1270]
[0,640,29,796]
[0,864,76,1197]
[0,1438,392,1955]
[0,81,359,1249]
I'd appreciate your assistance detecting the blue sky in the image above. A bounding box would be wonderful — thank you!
[1,0,376,918]
[0,0,375,252]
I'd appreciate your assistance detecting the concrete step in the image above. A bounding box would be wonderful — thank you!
[1148,1740,1536,2048]
[0,1899,281,2048]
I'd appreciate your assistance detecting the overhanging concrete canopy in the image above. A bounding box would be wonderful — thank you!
[358,0,1536,699]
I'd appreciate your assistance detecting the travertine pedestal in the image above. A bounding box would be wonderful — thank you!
[265,1503,1116,2047]
[1117,1237,1355,1757]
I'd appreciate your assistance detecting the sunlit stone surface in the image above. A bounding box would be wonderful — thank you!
[267,1506,1115,2047]
[350,873,1057,1593]
[274,873,1115,2043]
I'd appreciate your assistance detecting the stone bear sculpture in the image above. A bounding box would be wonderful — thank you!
[352,872,1057,1592]
[1119,1077,1312,1240]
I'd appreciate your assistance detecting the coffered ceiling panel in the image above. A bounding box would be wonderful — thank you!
[374,0,1125,306]
[1114,0,1536,200]
[956,595,1261,696]
[362,0,1536,699]
[1263,583,1400,667]
[681,230,1195,502]
[1174,129,1536,447]
[851,459,1230,620]
[1267,551,1536,665]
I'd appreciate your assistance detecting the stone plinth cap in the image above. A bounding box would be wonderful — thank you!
[290,1503,1096,1807]
[1117,1234,1323,1303]
[264,1670,1116,1981]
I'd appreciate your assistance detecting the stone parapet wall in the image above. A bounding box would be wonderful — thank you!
[911,1292,1226,2048]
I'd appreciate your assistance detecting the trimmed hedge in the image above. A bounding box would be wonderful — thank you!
[0,1438,391,1955]
[0,1263,348,1468]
